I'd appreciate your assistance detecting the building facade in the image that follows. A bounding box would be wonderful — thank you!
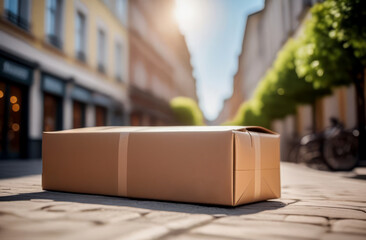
[0,0,129,159]
[128,0,197,126]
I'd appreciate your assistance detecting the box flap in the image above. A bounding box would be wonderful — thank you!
[232,127,280,206]
[235,126,278,135]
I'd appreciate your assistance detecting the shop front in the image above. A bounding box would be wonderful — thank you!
[0,53,33,159]
[42,73,65,132]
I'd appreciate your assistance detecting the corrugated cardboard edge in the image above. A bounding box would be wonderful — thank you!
[232,132,236,206]
[117,132,129,196]
[231,126,281,206]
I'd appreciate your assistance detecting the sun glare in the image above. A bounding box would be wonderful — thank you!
[174,0,201,32]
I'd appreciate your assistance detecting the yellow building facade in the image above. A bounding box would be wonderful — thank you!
[0,0,129,159]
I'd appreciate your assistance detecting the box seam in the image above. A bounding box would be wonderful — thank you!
[232,131,236,206]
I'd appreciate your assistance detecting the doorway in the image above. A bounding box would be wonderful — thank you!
[0,81,28,159]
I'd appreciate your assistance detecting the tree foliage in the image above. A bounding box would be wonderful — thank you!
[295,0,365,89]
[170,97,204,125]
[329,0,366,65]
[225,100,271,128]
[228,0,365,129]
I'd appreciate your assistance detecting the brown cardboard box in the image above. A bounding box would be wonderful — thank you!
[42,126,280,206]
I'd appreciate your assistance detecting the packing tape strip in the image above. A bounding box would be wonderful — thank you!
[251,132,261,200]
[118,132,129,196]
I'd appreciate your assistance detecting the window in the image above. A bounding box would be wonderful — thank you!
[97,29,107,73]
[115,42,123,81]
[46,0,63,49]
[75,11,86,62]
[4,0,30,30]
[116,0,127,24]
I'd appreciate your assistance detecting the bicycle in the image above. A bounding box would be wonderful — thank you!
[287,118,359,171]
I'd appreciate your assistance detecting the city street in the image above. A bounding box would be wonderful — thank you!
[0,160,365,239]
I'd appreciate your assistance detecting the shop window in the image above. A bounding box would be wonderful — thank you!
[7,85,23,156]
[73,101,85,128]
[43,93,62,131]
[46,0,63,49]
[4,0,30,30]
[0,82,5,154]
[75,11,86,62]
[95,106,107,126]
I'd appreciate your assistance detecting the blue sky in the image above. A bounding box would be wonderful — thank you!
[175,0,264,121]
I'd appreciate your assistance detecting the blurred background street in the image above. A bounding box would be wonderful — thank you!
[0,0,365,170]
[0,0,365,167]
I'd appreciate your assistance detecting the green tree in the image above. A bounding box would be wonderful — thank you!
[271,39,330,104]
[225,100,271,128]
[252,70,297,121]
[295,0,366,158]
[255,39,329,130]
[170,97,204,125]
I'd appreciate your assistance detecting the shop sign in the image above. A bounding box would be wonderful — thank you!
[0,57,32,85]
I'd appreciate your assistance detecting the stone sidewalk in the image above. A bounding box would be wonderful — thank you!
[0,161,365,240]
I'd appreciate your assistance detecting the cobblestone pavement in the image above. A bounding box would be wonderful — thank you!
[0,161,365,240]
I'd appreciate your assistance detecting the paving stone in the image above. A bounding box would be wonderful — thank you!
[66,209,141,223]
[293,200,366,209]
[165,233,239,240]
[240,213,286,221]
[0,200,57,212]
[0,213,24,225]
[137,211,213,230]
[14,209,67,220]
[284,215,328,225]
[63,221,169,240]
[331,219,366,235]
[321,232,366,240]
[192,218,326,240]
[265,205,366,220]
[43,203,111,212]
[0,219,93,238]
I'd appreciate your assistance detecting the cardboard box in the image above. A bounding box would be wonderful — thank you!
[42,126,280,206]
